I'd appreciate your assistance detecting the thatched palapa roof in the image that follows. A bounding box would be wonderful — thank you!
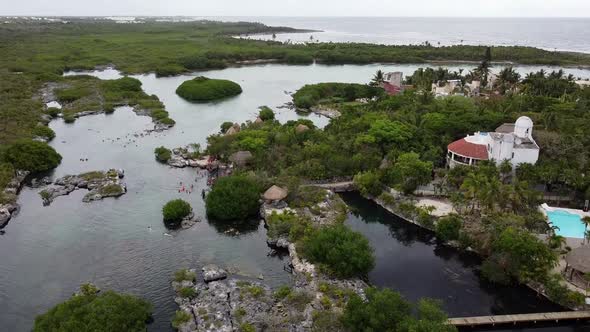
[295,124,309,133]
[566,246,590,273]
[229,150,253,166]
[254,117,263,124]
[263,185,288,201]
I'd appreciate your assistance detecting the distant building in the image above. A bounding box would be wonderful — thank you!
[381,72,404,96]
[384,72,403,87]
[447,116,540,168]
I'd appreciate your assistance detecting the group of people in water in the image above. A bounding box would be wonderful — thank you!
[178,181,194,194]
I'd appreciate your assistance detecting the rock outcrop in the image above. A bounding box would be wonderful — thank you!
[0,170,30,228]
[171,189,367,332]
[39,169,126,205]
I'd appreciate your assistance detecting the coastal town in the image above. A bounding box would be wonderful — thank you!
[2,13,590,332]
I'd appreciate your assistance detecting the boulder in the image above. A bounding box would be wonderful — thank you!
[0,208,11,227]
[202,264,228,282]
[167,155,188,168]
[263,185,288,202]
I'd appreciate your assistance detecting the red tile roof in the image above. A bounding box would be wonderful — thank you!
[382,82,402,95]
[448,138,488,160]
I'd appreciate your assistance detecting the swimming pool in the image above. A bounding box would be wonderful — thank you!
[546,209,586,239]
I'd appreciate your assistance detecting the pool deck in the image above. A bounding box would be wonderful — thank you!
[541,203,590,219]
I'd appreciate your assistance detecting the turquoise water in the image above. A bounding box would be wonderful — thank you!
[547,210,586,239]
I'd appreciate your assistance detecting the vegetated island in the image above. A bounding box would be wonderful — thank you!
[176,77,243,102]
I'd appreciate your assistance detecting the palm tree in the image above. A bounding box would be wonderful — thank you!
[370,70,385,86]
[496,67,520,94]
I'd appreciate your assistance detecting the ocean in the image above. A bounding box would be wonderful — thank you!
[199,16,590,53]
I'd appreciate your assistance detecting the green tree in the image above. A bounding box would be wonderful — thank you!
[258,106,275,121]
[162,199,192,225]
[353,170,383,197]
[435,214,463,242]
[1,139,62,173]
[357,120,413,157]
[33,286,152,332]
[342,287,456,332]
[301,224,375,278]
[383,152,432,194]
[206,175,262,220]
[370,70,385,86]
[154,146,172,162]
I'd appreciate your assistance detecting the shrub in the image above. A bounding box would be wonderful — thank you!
[159,117,176,126]
[176,77,242,102]
[99,184,124,196]
[258,106,275,121]
[46,107,60,118]
[293,83,383,108]
[312,310,343,332]
[174,269,196,282]
[179,287,196,298]
[300,225,375,278]
[220,121,234,133]
[154,146,172,162]
[353,171,382,197]
[151,109,169,120]
[240,322,255,332]
[171,310,191,329]
[162,199,192,224]
[0,163,15,189]
[544,274,585,308]
[1,140,62,173]
[435,214,463,241]
[63,113,76,123]
[342,287,455,332]
[285,291,314,311]
[206,175,261,220]
[267,212,312,242]
[33,287,152,332]
[273,285,292,300]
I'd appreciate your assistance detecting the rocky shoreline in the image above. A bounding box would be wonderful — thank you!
[171,189,367,331]
[39,169,127,205]
[0,170,30,229]
[39,82,174,133]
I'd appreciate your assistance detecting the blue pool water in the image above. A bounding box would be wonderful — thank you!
[546,209,586,239]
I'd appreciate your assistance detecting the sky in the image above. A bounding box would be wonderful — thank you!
[2,0,590,17]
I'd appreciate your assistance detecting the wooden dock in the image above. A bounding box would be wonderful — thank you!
[448,311,590,327]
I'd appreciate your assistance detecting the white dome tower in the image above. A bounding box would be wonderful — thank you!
[514,116,533,139]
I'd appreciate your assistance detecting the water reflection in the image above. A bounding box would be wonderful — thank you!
[340,192,590,332]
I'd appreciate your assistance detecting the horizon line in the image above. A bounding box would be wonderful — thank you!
[2,15,590,19]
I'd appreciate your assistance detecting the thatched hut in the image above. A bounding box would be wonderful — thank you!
[295,124,310,133]
[263,185,288,202]
[225,123,241,136]
[565,246,590,288]
[229,151,253,167]
[254,117,263,124]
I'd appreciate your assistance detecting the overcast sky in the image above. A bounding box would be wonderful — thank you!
[3,0,590,17]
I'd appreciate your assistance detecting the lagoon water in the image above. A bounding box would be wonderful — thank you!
[2,63,590,331]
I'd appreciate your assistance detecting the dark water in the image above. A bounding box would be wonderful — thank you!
[2,64,590,331]
[340,192,590,332]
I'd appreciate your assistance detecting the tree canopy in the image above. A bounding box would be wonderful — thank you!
[176,77,242,102]
[205,175,262,220]
[33,285,152,332]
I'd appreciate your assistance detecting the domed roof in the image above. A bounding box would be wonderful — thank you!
[515,116,533,128]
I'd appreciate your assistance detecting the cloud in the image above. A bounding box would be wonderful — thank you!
[2,0,590,17]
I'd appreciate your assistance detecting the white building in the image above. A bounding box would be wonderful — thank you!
[447,116,540,168]
[384,72,403,87]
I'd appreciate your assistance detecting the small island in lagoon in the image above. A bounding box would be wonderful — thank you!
[176,77,243,102]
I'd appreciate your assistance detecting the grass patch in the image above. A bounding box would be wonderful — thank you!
[174,269,196,282]
[176,77,242,102]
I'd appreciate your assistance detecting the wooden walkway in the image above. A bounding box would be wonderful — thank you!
[448,311,590,327]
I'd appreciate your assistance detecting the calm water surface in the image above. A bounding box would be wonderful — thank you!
[341,192,590,332]
[219,17,590,54]
[2,63,590,331]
